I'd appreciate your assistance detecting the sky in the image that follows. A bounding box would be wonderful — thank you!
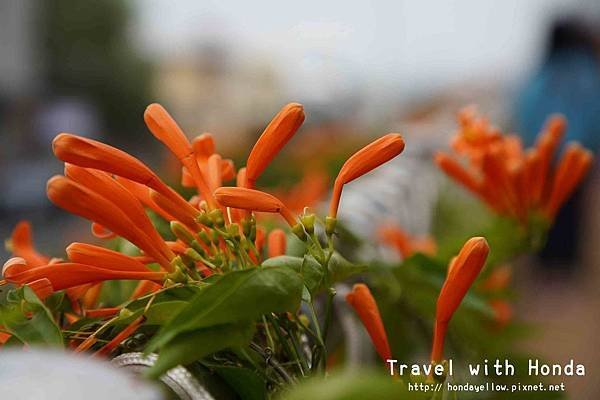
[132,0,597,105]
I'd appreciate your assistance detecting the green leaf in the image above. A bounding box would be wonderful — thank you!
[144,300,189,325]
[263,255,323,294]
[147,266,303,352]
[280,370,428,400]
[328,252,368,283]
[210,365,267,400]
[146,323,255,379]
[0,286,63,347]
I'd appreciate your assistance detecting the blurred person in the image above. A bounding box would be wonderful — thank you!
[515,17,600,268]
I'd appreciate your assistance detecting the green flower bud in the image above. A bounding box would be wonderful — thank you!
[325,217,337,236]
[209,209,225,227]
[292,223,307,241]
[301,214,316,235]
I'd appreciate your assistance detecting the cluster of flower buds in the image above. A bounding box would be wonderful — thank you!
[1,102,406,353]
[344,236,489,367]
[435,107,594,226]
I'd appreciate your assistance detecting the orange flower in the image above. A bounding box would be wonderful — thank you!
[144,103,214,207]
[8,221,49,267]
[66,243,151,273]
[149,189,202,232]
[329,134,405,218]
[274,170,329,213]
[47,175,175,271]
[479,264,512,292]
[346,283,391,363]
[431,237,489,362]
[207,153,223,192]
[82,283,103,309]
[246,103,305,187]
[115,176,175,221]
[26,278,54,300]
[377,225,436,258]
[64,165,177,261]
[130,280,162,300]
[544,143,593,219]
[94,316,145,356]
[86,307,121,318]
[214,187,297,226]
[267,229,287,258]
[53,133,172,198]
[3,257,166,291]
[192,133,216,159]
[489,299,513,328]
[91,223,117,239]
[434,153,482,196]
[255,227,266,255]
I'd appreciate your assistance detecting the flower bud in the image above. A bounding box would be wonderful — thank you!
[325,217,337,236]
[300,214,316,235]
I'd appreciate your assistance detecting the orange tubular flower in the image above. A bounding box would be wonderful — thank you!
[26,278,54,300]
[53,133,174,199]
[329,134,405,218]
[214,187,297,226]
[47,176,175,271]
[207,154,223,192]
[377,225,437,259]
[193,133,216,159]
[94,316,145,357]
[246,103,305,188]
[267,229,287,258]
[431,237,489,363]
[63,166,177,261]
[150,189,202,232]
[3,258,166,291]
[66,243,151,273]
[115,176,175,221]
[434,153,482,196]
[543,143,593,219]
[8,221,49,267]
[346,283,391,363]
[144,103,214,207]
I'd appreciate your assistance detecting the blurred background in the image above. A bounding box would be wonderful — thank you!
[2,0,600,397]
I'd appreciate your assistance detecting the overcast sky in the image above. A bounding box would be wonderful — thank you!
[133,0,597,103]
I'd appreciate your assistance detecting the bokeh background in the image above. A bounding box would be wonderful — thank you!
[2,0,600,397]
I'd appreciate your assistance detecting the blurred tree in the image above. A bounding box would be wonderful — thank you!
[39,0,152,142]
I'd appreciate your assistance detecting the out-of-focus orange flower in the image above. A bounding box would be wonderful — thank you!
[193,133,215,159]
[3,257,166,291]
[144,103,214,207]
[47,175,175,271]
[479,264,512,292]
[275,170,329,213]
[329,134,405,218]
[431,237,489,362]
[543,143,593,219]
[7,221,49,267]
[0,331,12,345]
[214,187,297,226]
[489,299,513,328]
[436,109,593,225]
[246,103,305,188]
[267,229,287,258]
[255,227,266,256]
[378,224,437,259]
[346,283,391,363]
